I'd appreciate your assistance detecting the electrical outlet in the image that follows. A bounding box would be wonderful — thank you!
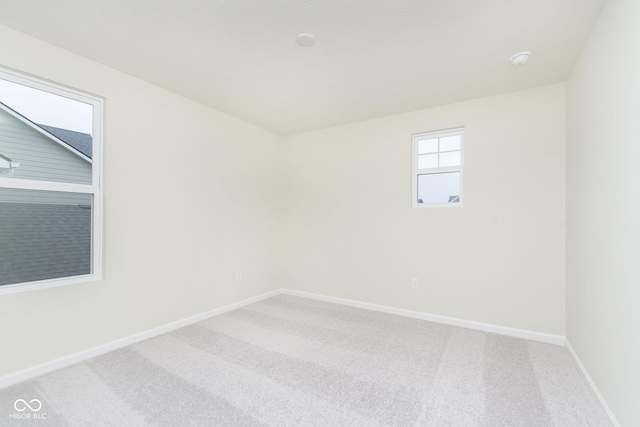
[235,272,242,282]
[411,278,419,290]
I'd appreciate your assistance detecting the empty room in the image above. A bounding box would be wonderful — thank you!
[0,0,637,426]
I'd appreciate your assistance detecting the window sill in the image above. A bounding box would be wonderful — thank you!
[0,274,102,295]
[412,202,464,208]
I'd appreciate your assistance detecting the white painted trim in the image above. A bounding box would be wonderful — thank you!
[565,339,620,427]
[411,127,464,208]
[0,287,573,392]
[0,65,104,294]
[0,274,101,296]
[280,289,565,346]
[0,289,281,390]
[278,290,614,423]
[0,287,620,427]
[0,178,97,192]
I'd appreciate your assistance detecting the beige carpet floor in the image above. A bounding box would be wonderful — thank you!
[0,294,612,426]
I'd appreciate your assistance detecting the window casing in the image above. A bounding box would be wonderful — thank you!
[0,66,103,294]
[412,128,464,208]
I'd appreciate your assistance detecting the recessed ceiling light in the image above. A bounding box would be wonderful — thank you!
[510,51,531,66]
[296,33,315,47]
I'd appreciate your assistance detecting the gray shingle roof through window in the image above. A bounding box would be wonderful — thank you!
[0,101,92,160]
[0,202,91,286]
[38,124,93,159]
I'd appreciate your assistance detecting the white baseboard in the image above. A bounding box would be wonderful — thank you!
[0,286,619,427]
[0,287,619,426]
[280,289,566,346]
[282,289,615,425]
[0,289,281,390]
[565,340,620,427]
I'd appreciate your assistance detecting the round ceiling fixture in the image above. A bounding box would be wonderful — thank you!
[296,33,316,47]
[510,51,531,66]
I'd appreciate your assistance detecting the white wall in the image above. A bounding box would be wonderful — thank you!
[281,84,566,335]
[0,25,282,376]
[566,0,640,425]
[0,16,597,404]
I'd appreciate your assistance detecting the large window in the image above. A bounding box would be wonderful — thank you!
[412,128,464,207]
[0,67,103,293]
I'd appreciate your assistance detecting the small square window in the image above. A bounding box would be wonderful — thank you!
[412,128,463,207]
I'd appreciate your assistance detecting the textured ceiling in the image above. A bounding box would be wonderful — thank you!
[0,0,606,135]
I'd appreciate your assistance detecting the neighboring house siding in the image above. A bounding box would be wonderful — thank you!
[0,108,91,185]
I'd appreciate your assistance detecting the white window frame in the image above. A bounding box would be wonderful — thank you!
[0,66,103,294]
[411,127,464,208]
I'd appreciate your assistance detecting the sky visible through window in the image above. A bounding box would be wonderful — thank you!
[0,78,92,135]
